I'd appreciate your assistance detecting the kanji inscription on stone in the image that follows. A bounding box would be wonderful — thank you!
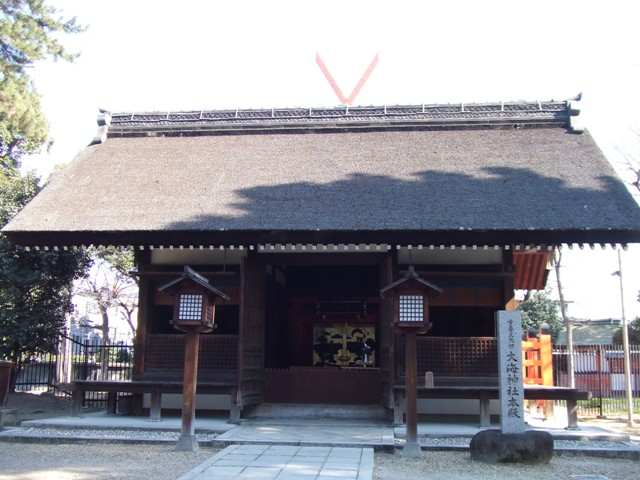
[496,310,525,433]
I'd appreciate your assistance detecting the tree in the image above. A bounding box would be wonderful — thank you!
[613,317,640,345]
[0,2,87,386]
[0,166,88,366]
[552,246,576,387]
[96,247,138,336]
[517,290,563,342]
[1,1,84,168]
[0,238,88,360]
[73,249,137,380]
[74,248,138,342]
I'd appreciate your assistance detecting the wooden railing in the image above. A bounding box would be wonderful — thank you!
[414,337,498,377]
[145,334,238,373]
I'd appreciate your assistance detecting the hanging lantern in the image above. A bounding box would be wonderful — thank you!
[159,266,230,332]
[380,266,442,331]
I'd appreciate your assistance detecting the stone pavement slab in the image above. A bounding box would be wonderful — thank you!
[178,444,374,480]
[214,419,394,449]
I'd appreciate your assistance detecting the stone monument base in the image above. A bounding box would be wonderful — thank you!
[470,429,553,464]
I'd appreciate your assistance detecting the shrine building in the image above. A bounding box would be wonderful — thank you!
[4,100,640,419]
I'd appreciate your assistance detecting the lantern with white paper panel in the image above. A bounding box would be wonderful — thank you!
[159,266,230,332]
[380,266,442,330]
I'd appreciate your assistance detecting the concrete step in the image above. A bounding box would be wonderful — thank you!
[246,403,391,421]
[0,408,17,428]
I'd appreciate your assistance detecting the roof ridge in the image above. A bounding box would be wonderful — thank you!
[90,99,584,145]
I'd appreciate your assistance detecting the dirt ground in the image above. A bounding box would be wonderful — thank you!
[4,390,72,423]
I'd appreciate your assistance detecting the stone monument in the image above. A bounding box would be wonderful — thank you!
[470,311,553,464]
[497,310,525,433]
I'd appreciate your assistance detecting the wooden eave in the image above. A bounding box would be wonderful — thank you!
[513,251,552,291]
[5,228,638,251]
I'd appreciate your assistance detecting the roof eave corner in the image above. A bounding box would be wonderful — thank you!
[88,109,112,146]
[566,97,584,134]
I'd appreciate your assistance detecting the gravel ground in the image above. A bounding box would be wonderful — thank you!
[1,441,639,480]
[0,442,218,480]
[373,450,640,480]
[2,392,639,479]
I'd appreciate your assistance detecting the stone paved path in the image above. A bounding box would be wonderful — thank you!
[178,444,373,480]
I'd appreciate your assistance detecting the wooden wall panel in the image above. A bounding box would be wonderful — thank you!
[264,367,380,404]
[237,257,266,408]
[452,287,476,306]
[427,286,503,307]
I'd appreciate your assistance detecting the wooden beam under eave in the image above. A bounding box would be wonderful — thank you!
[253,252,388,266]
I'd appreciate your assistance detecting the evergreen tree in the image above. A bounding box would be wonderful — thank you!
[612,318,640,345]
[1,0,84,168]
[517,291,563,342]
[0,1,88,373]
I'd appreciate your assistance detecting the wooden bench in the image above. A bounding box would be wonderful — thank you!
[394,384,591,429]
[61,380,240,422]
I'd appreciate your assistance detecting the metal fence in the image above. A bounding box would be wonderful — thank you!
[15,335,134,408]
[553,344,640,418]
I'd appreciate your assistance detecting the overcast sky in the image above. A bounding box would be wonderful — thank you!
[20,0,640,322]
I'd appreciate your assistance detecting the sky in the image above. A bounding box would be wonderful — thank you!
[18,0,640,322]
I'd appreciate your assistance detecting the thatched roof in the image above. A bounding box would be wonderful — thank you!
[4,101,640,248]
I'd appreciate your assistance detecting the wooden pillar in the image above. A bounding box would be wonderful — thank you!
[539,327,553,386]
[539,324,555,420]
[132,249,150,415]
[133,249,151,377]
[176,328,200,452]
[402,330,421,458]
[502,249,517,311]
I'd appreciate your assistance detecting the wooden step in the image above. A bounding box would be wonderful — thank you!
[247,403,391,421]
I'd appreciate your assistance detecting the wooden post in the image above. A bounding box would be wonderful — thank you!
[176,327,200,452]
[156,266,229,452]
[379,265,441,459]
[539,325,555,420]
[402,330,421,458]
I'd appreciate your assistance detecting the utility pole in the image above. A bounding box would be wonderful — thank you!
[614,248,635,428]
[554,247,575,388]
